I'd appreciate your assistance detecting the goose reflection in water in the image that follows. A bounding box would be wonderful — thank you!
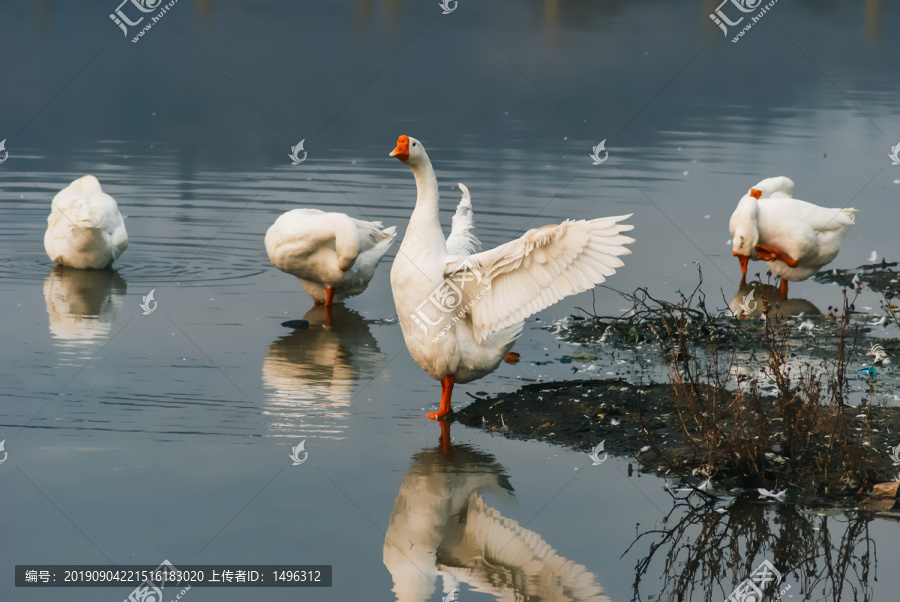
[384,423,611,602]
[730,281,820,320]
[43,266,127,361]
[262,305,388,439]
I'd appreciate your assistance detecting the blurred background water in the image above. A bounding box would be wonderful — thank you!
[1,1,899,600]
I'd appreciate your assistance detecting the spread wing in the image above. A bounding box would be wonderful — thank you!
[445,183,482,257]
[444,215,634,341]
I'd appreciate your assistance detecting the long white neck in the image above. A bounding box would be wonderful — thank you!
[403,154,446,255]
[731,195,760,255]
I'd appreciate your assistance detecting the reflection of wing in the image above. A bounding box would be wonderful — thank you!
[384,444,608,602]
[437,493,611,602]
[43,266,127,360]
[384,445,514,602]
[262,306,387,438]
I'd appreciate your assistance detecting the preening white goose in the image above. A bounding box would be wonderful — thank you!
[389,135,634,419]
[730,177,856,299]
[265,209,396,308]
[44,175,128,269]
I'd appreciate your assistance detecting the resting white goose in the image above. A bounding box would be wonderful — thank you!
[44,175,128,269]
[389,135,634,420]
[265,209,396,307]
[730,177,857,299]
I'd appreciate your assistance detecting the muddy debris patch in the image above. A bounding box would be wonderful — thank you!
[455,378,900,511]
[814,260,899,299]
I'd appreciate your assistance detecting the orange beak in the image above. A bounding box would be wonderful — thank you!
[733,252,749,274]
[390,135,410,162]
[749,188,762,199]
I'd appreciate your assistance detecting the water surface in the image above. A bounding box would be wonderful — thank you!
[1,1,899,600]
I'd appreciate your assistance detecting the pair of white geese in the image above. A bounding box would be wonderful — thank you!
[45,136,857,420]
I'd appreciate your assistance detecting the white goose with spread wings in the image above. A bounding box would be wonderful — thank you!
[388,135,634,420]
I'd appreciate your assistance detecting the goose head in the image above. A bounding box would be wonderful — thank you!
[731,188,762,274]
[390,135,428,168]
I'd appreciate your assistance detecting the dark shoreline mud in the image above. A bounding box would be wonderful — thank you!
[813,260,900,299]
[455,378,900,512]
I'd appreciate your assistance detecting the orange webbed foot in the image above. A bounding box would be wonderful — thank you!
[755,244,799,267]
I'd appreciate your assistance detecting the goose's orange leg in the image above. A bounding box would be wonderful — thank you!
[314,286,336,320]
[780,278,789,300]
[427,375,455,420]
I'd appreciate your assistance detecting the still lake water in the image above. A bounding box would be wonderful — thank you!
[1,1,899,600]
